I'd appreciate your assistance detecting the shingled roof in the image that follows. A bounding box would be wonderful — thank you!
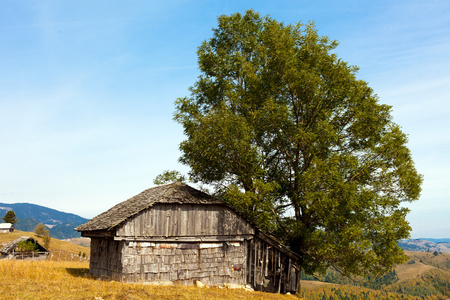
[76,182,301,262]
[75,182,224,232]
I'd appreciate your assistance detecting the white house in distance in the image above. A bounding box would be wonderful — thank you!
[0,223,15,233]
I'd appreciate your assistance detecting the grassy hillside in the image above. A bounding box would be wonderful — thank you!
[300,251,450,299]
[403,250,450,271]
[0,230,89,261]
[383,251,450,298]
[65,237,91,247]
[384,269,450,299]
[0,260,298,300]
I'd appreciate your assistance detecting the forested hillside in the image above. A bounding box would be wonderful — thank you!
[301,251,450,299]
[0,203,88,239]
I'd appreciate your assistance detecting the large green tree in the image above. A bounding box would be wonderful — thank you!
[175,10,422,286]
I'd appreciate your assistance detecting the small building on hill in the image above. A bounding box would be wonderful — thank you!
[0,236,50,260]
[0,223,14,233]
[76,182,299,293]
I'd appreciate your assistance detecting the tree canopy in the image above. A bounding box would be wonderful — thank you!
[34,223,49,237]
[3,210,18,224]
[153,170,186,185]
[174,10,422,282]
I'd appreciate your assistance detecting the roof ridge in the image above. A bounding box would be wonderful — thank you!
[75,182,221,232]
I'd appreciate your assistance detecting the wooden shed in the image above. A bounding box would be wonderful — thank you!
[0,236,50,260]
[75,182,299,293]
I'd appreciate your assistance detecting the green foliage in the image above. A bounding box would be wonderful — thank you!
[153,170,186,185]
[364,270,399,289]
[223,180,281,233]
[17,240,39,253]
[175,9,423,281]
[3,210,18,224]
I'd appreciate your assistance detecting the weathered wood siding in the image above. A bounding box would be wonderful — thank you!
[247,236,298,293]
[116,204,254,238]
[90,238,124,280]
[87,203,298,293]
[120,241,247,285]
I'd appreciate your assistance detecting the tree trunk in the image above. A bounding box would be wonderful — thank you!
[295,266,302,297]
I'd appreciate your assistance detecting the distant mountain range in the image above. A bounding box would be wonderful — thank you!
[0,203,88,239]
[399,238,450,253]
[419,238,450,243]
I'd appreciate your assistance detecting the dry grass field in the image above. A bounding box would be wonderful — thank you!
[0,231,301,299]
[2,231,448,299]
[403,250,450,269]
[395,261,435,281]
[65,237,91,248]
[0,260,300,300]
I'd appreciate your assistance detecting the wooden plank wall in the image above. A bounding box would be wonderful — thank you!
[89,235,298,293]
[88,204,297,293]
[116,204,255,238]
[120,241,247,285]
[247,237,298,293]
[90,238,124,280]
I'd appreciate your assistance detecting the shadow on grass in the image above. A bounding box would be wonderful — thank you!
[66,267,90,278]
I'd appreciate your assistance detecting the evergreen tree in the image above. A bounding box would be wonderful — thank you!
[3,210,18,224]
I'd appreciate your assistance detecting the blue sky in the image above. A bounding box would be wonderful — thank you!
[0,1,449,238]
